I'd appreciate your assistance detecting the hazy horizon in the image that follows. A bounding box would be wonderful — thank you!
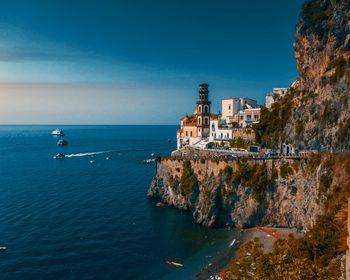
[0,0,304,124]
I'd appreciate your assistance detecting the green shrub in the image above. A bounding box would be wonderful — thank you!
[253,89,295,148]
[232,162,273,204]
[180,161,198,197]
[280,162,294,178]
[307,153,322,175]
[222,166,233,183]
[295,120,304,136]
[337,118,350,144]
[319,174,332,195]
[322,100,339,124]
[328,56,347,83]
[229,137,248,149]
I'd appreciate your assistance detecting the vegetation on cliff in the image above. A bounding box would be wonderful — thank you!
[224,153,350,279]
[252,0,350,151]
[230,161,274,204]
[179,160,198,197]
[253,89,295,148]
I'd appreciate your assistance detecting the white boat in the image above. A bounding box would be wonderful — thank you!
[0,247,7,251]
[57,139,68,146]
[142,158,156,164]
[229,239,236,247]
[51,129,65,136]
[53,153,65,159]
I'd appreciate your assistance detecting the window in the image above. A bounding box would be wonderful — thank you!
[198,117,201,124]
[204,105,209,113]
[228,105,231,110]
[221,133,223,138]
[240,116,243,120]
[198,106,202,113]
[254,114,259,121]
[227,133,229,138]
[246,115,251,120]
[185,131,188,136]
[204,117,208,125]
[190,131,193,137]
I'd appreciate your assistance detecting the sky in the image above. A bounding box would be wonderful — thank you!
[0,0,305,124]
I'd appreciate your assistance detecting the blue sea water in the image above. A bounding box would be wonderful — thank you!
[0,125,232,280]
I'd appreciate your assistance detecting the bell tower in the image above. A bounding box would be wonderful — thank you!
[196,83,211,138]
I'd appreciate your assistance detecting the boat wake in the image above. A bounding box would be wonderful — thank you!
[65,151,113,158]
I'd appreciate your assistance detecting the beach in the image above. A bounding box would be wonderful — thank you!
[194,227,304,279]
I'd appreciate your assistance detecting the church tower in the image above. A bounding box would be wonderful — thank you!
[196,83,211,138]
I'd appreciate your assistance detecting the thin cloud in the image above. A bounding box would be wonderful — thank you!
[0,46,94,62]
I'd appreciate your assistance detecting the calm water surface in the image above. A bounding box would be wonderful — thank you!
[0,125,232,280]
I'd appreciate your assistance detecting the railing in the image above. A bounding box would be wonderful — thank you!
[169,147,309,161]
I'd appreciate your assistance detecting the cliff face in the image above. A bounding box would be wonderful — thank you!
[283,0,350,151]
[148,156,332,228]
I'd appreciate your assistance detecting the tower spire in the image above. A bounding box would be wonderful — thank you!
[196,83,211,138]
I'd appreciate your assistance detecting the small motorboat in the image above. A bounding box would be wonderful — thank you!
[0,247,7,251]
[106,157,109,160]
[51,129,65,136]
[150,153,155,157]
[165,261,184,267]
[57,139,68,146]
[229,239,236,247]
[142,158,156,164]
[53,153,65,159]
[90,160,95,164]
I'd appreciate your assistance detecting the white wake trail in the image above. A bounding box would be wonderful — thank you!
[65,151,112,158]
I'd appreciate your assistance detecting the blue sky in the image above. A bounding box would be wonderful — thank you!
[0,0,305,124]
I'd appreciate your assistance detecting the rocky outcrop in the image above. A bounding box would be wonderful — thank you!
[148,156,332,228]
[282,0,350,151]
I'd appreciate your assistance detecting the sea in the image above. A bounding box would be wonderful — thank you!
[0,125,233,280]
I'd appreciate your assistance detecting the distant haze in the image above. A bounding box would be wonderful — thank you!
[0,0,304,124]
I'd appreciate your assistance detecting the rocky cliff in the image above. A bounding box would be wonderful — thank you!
[280,0,350,151]
[148,155,333,228]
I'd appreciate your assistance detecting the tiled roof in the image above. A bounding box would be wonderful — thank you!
[183,121,197,127]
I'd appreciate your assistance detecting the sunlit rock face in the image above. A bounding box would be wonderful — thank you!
[282,0,350,151]
[148,158,327,229]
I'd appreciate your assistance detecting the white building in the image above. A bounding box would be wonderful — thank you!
[209,118,233,142]
[265,88,288,109]
[222,97,259,125]
[237,107,261,128]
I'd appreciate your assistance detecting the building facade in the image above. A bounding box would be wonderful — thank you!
[237,107,261,128]
[222,97,259,125]
[176,84,262,150]
[209,117,233,141]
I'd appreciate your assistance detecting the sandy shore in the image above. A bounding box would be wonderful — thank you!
[194,227,304,280]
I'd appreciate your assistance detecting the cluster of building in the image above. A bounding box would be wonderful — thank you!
[176,84,288,150]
